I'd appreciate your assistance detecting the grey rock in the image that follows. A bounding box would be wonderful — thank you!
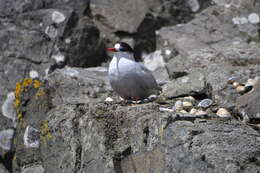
[90,0,147,33]
[0,129,14,151]
[143,50,170,83]
[198,99,213,109]
[0,164,8,173]
[21,165,44,173]
[162,71,210,98]
[236,78,260,122]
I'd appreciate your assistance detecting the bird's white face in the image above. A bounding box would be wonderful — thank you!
[114,43,121,51]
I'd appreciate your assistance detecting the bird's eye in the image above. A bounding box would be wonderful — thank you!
[119,47,124,51]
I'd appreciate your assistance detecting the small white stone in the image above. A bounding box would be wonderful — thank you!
[174,100,183,111]
[232,82,239,88]
[105,97,114,102]
[190,108,197,114]
[225,4,231,8]
[155,30,160,35]
[245,78,257,87]
[180,110,188,114]
[159,107,174,112]
[236,85,246,94]
[0,129,14,150]
[22,165,45,173]
[24,126,40,148]
[183,96,196,102]
[52,11,66,24]
[52,53,65,63]
[45,25,57,38]
[29,70,39,79]
[216,108,231,118]
[187,0,200,12]
[182,101,193,111]
[195,110,207,116]
[248,13,260,24]
[1,92,16,121]
[165,49,171,55]
[232,17,248,25]
[65,38,71,44]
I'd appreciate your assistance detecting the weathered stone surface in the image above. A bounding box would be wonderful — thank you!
[236,79,260,122]
[162,71,211,98]
[0,164,8,173]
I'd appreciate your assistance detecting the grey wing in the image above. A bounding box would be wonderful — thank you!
[135,63,159,94]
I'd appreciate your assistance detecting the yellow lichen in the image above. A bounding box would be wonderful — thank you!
[22,78,33,87]
[15,82,22,98]
[33,80,42,89]
[17,113,23,120]
[13,99,20,108]
[40,120,53,140]
[35,88,45,99]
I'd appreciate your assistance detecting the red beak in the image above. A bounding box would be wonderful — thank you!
[106,48,117,52]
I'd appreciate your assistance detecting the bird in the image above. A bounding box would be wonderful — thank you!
[107,42,160,101]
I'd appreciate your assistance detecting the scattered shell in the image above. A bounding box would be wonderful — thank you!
[180,110,188,114]
[105,97,114,102]
[216,108,231,118]
[45,25,57,39]
[148,94,157,101]
[198,98,213,109]
[190,108,197,114]
[245,78,257,87]
[174,100,183,111]
[248,13,260,24]
[227,77,237,84]
[182,101,193,111]
[0,129,14,150]
[52,11,66,24]
[195,110,207,116]
[159,107,174,112]
[236,85,246,94]
[232,82,239,88]
[183,96,196,102]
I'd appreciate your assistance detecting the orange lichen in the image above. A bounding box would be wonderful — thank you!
[33,80,42,89]
[22,78,33,87]
[15,82,22,98]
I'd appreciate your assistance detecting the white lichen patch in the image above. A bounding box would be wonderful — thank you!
[63,67,79,77]
[0,129,14,150]
[248,13,260,24]
[45,25,58,39]
[1,92,16,121]
[29,70,39,79]
[143,50,166,71]
[24,126,40,148]
[65,38,71,44]
[51,11,66,24]
[22,165,44,173]
[52,53,65,64]
[232,17,248,25]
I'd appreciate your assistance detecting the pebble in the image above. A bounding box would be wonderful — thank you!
[216,108,231,118]
[105,97,114,102]
[52,11,66,24]
[227,77,237,84]
[22,165,45,173]
[148,94,157,101]
[245,78,257,87]
[180,110,188,114]
[198,99,213,108]
[189,108,197,114]
[232,82,239,88]
[236,85,246,94]
[159,107,174,113]
[29,70,39,79]
[0,129,14,150]
[182,101,193,111]
[248,13,260,24]
[174,100,183,111]
[195,110,207,116]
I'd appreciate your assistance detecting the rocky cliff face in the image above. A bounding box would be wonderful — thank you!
[0,0,260,173]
